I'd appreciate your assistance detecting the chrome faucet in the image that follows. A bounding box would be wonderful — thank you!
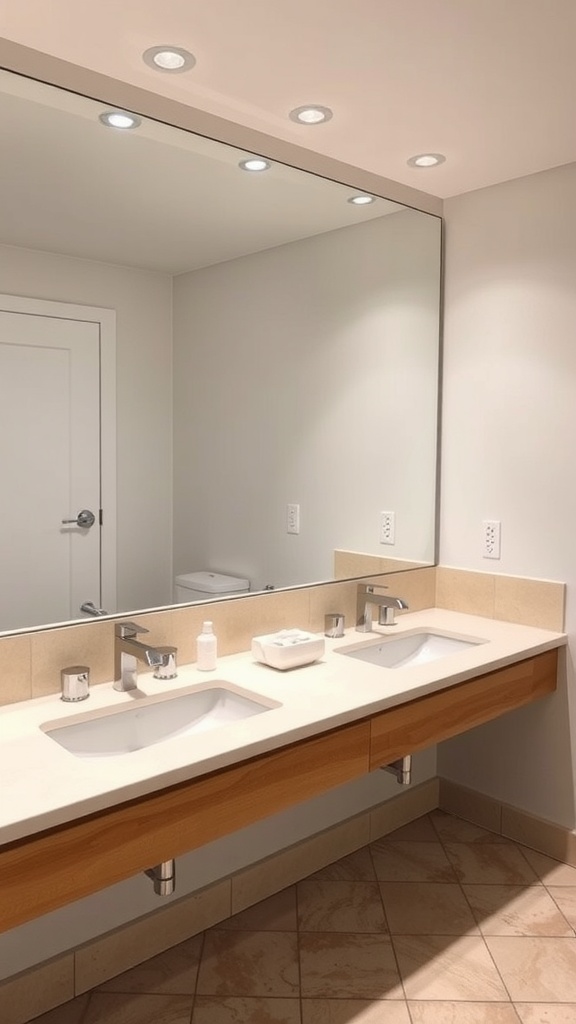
[356,585,409,631]
[114,622,173,692]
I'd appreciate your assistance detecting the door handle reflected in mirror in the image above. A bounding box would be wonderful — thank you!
[61,509,96,528]
[80,601,108,617]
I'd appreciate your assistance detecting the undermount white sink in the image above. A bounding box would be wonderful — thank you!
[338,630,486,669]
[42,683,278,758]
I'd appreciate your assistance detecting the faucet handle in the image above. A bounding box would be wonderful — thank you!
[378,597,409,626]
[115,621,150,639]
[61,665,90,702]
[153,646,178,680]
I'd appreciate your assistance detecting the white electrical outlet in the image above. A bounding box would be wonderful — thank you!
[287,503,300,535]
[482,519,501,559]
[380,510,395,545]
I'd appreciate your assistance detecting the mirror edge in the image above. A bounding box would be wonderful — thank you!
[0,39,444,639]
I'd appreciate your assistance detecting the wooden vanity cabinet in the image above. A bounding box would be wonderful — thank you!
[0,649,559,932]
[369,648,559,769]
[0,720,370,932]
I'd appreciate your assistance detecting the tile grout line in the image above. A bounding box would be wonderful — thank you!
[544,885,576,938]
[294,881,304,1024]
[190,929,207,1024]
[78,988,91,1024]
[368,835,410,1010]
[432,810,519,1009]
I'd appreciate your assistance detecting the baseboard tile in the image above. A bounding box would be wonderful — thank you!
[231,779,440,914]
[438,777,502,834]
[439,777,576,865]
[502,804,576,867]
[231,811,372,914]
[0,954,74,1024]
[74,878,231,994]
[369,776,439,841]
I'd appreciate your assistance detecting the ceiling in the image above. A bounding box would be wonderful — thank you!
[0,70,400,274]
[0,0,575,200]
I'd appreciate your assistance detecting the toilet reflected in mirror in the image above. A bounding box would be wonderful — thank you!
[174,572,251,604]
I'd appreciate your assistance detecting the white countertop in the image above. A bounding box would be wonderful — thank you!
[0,609,566,845]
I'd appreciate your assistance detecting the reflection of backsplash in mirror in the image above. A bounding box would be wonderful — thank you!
[333,551,432,578]
[0,67,441,636]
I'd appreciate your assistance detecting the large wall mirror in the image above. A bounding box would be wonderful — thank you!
[0,65,442,635]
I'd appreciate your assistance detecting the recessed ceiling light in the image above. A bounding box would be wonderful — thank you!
[407,153,446,168]
[239,158,271,172]
[143,45,196,73]
[99,110,141,130]
[289,105,333,125]
[348,194,376,206]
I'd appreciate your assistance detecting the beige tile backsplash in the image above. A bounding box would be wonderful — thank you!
[0,565,565,707]
[0,634,32,705]
[435,567,496,618]
[308,566,436,634]
[383,567,437,613]
[30,619,115,698]
[493,574,565,631]
[435,567,565,630]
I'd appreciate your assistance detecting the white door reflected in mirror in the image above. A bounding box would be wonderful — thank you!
[0,303,103,631]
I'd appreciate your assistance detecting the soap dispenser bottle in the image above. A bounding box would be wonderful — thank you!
[197,620,217,671]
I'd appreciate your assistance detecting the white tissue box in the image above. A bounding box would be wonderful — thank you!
[251,629,325,670]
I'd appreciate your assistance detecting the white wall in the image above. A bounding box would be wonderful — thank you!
[172,209,440,591]
[0,243,174,612]
[438,162,576,827]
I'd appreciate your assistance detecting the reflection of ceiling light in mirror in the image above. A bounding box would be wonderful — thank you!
[99,111,141,130]
[143,46,196,72]
[348,195,376,205]
[289,105,333,125]
[407,153,446,168]
[239,158,271,172]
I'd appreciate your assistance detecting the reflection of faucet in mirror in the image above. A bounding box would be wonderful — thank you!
[356,585,409,631]
[114,622,174,692]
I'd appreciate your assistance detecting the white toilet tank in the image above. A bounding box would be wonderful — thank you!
[174,571,250,604]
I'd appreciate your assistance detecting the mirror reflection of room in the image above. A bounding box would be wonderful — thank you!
[0,69,441,634]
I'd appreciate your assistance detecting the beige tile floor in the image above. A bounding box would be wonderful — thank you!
[31,812,576,1023]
